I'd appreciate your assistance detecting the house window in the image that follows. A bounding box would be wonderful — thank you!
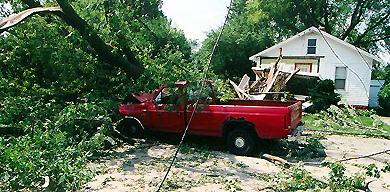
[307,38,317,54]
[335,67,347,90]
[295,63,312,73]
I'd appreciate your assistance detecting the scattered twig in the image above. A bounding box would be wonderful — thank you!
[258,186,274,191]
[339,149,390,162]
[303,128,390,138]
[303,149,390,166]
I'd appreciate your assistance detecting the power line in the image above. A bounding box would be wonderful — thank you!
[155,1,233,191]
[353,45,385,88]
[316,27,370,97]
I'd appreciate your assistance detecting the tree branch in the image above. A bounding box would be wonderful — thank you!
[355,12,390,44]
[322,0,332,34]
[56,0,143,78]
[359,34,390,44]
[6,0,143,78]
[0,7,62,33]
[341,0,365,40]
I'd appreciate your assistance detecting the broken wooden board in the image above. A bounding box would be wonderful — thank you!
[230,80,250,100]
[231,66,300,100]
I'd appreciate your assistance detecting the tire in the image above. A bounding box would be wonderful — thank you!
[117,119,143,138]
[226,129,257,156]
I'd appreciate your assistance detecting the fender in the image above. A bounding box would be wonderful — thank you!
[124,116,145,130]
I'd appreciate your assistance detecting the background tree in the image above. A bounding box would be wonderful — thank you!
[195,2,274,79]
[198,0,390,79]
[245,0,390,52]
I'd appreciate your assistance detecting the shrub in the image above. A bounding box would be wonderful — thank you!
[378,83,390,115]
[286,76,318,95]
[308,79,341,112]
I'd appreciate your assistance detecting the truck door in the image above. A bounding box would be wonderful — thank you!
[185,97,220,136]
[149,87,185,133]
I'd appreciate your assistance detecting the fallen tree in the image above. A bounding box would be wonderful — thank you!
[1,0,143,78]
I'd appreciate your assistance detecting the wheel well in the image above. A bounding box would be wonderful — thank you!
[222,119,256,138]
[119,117,144,130]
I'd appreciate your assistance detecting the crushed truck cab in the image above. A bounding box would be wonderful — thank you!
[119,81,302,155]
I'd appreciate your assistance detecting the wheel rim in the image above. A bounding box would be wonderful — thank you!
[234,137,245,148]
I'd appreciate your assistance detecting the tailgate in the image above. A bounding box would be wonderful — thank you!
[288,101,302,130]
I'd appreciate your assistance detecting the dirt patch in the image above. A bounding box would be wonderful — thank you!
[82,135,390,191]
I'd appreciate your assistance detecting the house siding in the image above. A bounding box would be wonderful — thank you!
[255,31,372,106]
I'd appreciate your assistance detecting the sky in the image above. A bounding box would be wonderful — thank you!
[161,0,230,42]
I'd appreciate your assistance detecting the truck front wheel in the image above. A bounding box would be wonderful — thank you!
[117,118,143,138]
[226,129,256,156]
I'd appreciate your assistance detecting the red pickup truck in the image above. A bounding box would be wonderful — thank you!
[118,81,302,155]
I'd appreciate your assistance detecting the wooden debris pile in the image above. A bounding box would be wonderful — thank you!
[230,49,299,100]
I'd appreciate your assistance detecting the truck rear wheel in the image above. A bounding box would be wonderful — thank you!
[226,129,256,156]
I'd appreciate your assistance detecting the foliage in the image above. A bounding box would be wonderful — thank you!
[1,0,196,98]
[372,63,389,116]
[0,96,114,191]
[212,78,236,101]
[378,83,390,115]
[286,76,318,95]
[364,163,381,178]
[267,137,326,161]
[194,0,281,79]
[308,79,341,112]
[303,105,390,136]
[371,63,390,82]
[323,162,366,191]
[383,162,390,172]
[271,162,371,191]
[271,164,325,191]
[0,130,100,191]
[195,16,274,79]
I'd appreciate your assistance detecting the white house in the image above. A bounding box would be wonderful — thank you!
[249,26,382,107]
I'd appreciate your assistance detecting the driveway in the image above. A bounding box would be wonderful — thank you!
[380,116,390,126]
[82,135,390,192]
